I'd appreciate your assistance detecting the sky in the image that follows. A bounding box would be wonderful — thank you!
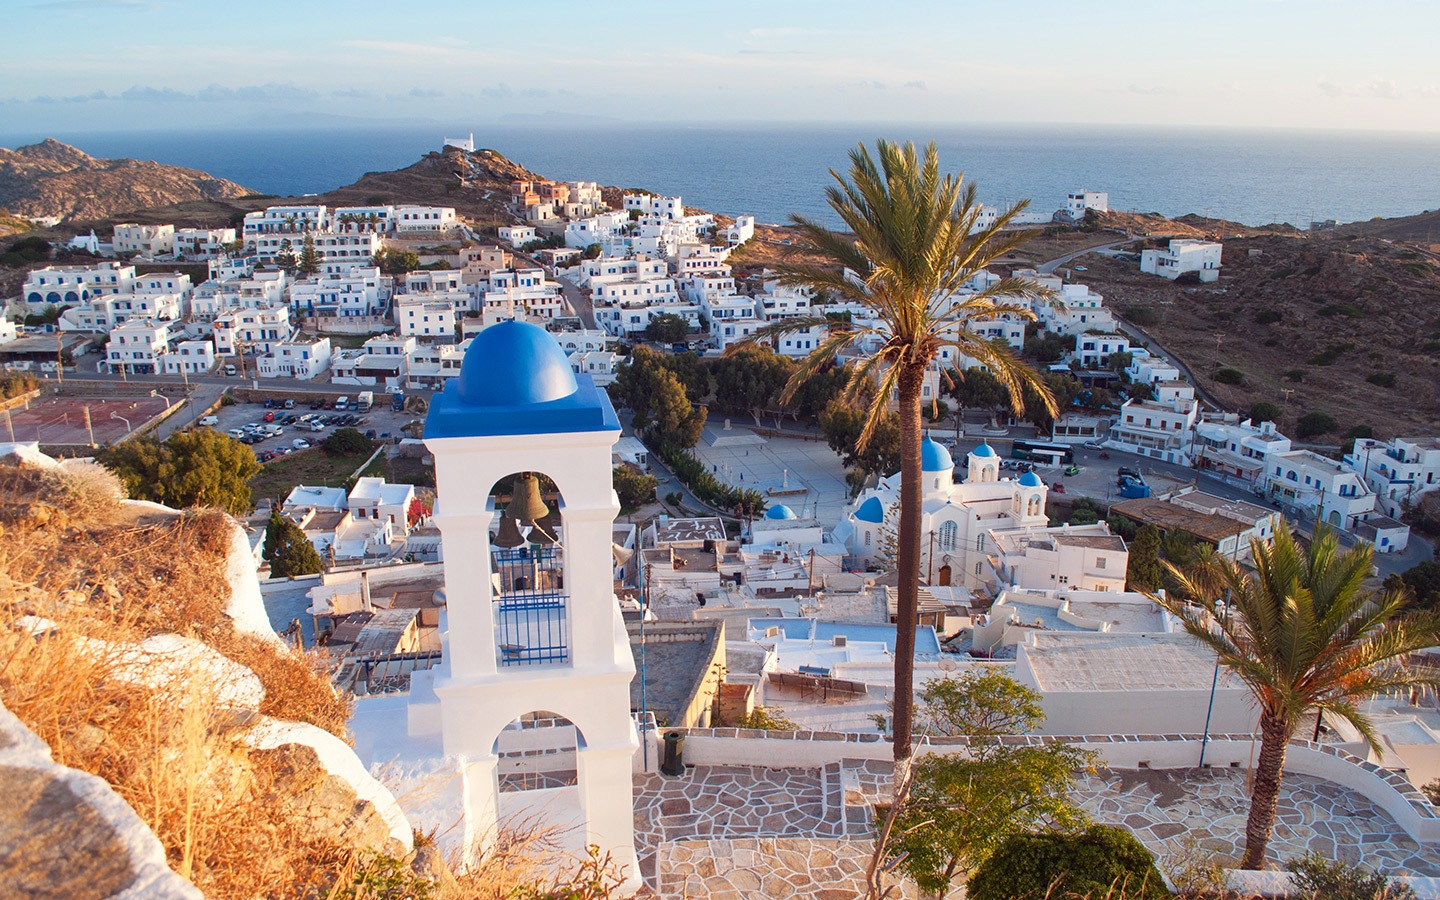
[4,0,1439,135]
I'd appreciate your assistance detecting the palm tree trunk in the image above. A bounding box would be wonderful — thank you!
[1241,710,1290,869]
[892,362,925,764]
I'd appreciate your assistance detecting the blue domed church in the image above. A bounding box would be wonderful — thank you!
[836,438,1048,587]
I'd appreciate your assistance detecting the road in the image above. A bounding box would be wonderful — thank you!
[558,276,598,329]
[1036,240,1129,275]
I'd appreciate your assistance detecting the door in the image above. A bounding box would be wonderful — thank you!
[937,565,952,587]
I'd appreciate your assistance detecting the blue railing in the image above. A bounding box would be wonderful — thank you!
[493,546,570,667]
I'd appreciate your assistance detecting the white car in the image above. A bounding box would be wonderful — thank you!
[198,415,219,427]
[292,439,311,449]
[227,428,244,439]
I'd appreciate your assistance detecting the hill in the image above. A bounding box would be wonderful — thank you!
[1069,233,1440,440]
[0,138,254,223]
[1331,208,1440,243]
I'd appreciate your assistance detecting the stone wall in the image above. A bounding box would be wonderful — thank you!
[657,837,919,900]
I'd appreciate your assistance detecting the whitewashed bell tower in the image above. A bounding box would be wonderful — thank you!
[417,320,639,890]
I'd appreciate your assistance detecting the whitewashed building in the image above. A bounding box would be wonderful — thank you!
[1265,450,1376,530]
[257,336,332,380]
[291,267,386,320]
[112,223,174,257]
[23,262,136,306]
[394,206,458,234]
[397,298,458,339]
[837,440,1049,588]
[173,227,236,259]
[497,225,537,248]
[987,523,1129,593]
[725,215,755,245]
[1193,417,1293,485]
[1075,332,1131,368]
[1065,190,1109,217]
[106,319,171,375]
[1106,382,1200,464]
[160,339,215,376]
[213,306,292,355]
[1345,436,1440,519]
[1141,239,1223,283]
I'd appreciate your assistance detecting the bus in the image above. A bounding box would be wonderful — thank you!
[1010,439,1073,466]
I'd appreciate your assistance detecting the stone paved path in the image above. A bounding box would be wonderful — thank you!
[633,759,1440,893]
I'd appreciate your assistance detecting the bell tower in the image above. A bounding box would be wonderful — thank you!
[416,321,639,890]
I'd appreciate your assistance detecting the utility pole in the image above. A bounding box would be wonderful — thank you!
[54,331,64,385]
[83,406,95,447]
[806,547,817,599]
[3,407,13,442]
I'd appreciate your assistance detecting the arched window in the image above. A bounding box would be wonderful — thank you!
[864,530,872,547]
[938,520,957,552]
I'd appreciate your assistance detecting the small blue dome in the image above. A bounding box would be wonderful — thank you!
[765,504,797,520]
[921,437,954,472]
[855,496,885,524]
[456,320,578,407]
[970,441,996,458]
[1018,471,1044,488]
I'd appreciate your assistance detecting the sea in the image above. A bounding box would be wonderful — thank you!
[6,123,1440,228]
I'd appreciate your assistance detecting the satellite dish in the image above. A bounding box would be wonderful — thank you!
[938,659,957,672]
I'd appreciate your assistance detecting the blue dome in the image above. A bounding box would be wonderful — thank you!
[921,437,954,472]
[970,441,996,458]
[765,504,797,520]
[1018,471,1044,488]
[456,320,578,407]
[855,496,885,524]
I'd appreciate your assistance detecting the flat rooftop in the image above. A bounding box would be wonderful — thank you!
[626,621,722,728]
[1111,496,1248,544]
[1022,633,1240,693]
[1168,490,1274,523]
[650,516,727,546]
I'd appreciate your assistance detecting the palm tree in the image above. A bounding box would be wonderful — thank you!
[1156,524,1440,869]
[737,139,1058,822]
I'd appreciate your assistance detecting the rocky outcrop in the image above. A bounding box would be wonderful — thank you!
[0,138,252,222]
[0,701,202,900]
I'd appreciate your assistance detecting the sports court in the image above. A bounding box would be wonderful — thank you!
[2,395,175,447]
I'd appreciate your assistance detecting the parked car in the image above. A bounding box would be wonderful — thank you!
[263,411,275,423]
[198,415,219,427]
[365,429,377,440]
[262,399,275,409]
[293,439,311,449]
[283,399,296,409]
[1064,465,1081,477]
[1051,481,1066,493]
[227,428,245,439]
[310,401,323,410]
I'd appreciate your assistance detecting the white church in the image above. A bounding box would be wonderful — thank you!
[835,438,1050,589]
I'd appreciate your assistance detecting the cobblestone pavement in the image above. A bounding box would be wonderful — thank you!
[633,759,1440,893]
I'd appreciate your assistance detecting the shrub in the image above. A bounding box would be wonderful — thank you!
[322,427,373,456]
[1366,372,1397,388]
[1296,411,1338,439]
[1319,303,1366,318]
[1174,270,1203,285]
[968,826,1169,900]
[1345,424,1375,443]
[1283,368,1307,382]
[612,465,657,512]
[0,369,39,399]
[1307,343,1353,366]
[1254,308,1283,325]
[1122,305,1158,326]
[1286,852,1416,900]
[1249,401,1282,423]
[1214,368,1245,385]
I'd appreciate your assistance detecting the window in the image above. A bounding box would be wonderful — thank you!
[938,521,957,552]
[864,531,871,547]
[1059,575,1069,584]
[1096,557,1106,570]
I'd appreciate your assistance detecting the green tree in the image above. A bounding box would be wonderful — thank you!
[582,242,603,260]
[645,369,707,448]
[100,430,260,515]
[323,427,373,456]
[264,511,324,578]
[1386,561,1440,612]
[1155,525,1440,869]
[612,466,658,512]
[740,142,1058,828]
[890,671,1093,897]
[968,826,1168,900]
[1126,524,1164,591]
[1249,401,1282,423]
[708,344,794,421]
[1296,410,1337,439]
[819,398,900,479]
[298,233,320,276]
[643,312,690,344]
[373,248,420,275]
[274,238,297,271]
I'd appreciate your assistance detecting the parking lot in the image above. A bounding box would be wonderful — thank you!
[205,396,420,462]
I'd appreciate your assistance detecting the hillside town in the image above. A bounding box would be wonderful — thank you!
[3,137,1440,900]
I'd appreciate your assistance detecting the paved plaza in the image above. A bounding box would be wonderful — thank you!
[632,759,1440,896]
[687,422,851,524]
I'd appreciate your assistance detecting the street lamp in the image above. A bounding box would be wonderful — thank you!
[110,412,132,436]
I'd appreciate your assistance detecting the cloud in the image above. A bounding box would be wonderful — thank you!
[120,85,192,102]
[858,80,886,90]
[196,83,318,102]
[1315,79,1343,98]
[1127,84,1175,96]
[1367,78,1401,100]
[331,88,373,99]
[481,83,514,99]
[409,87,444,99]
[903,80,927,90]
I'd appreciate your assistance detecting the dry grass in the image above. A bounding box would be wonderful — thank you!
[0,461,359,897]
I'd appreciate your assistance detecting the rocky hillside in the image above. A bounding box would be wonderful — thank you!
[0,139,255,223]
[0,449,415,898]
[1071,233,1440,440]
